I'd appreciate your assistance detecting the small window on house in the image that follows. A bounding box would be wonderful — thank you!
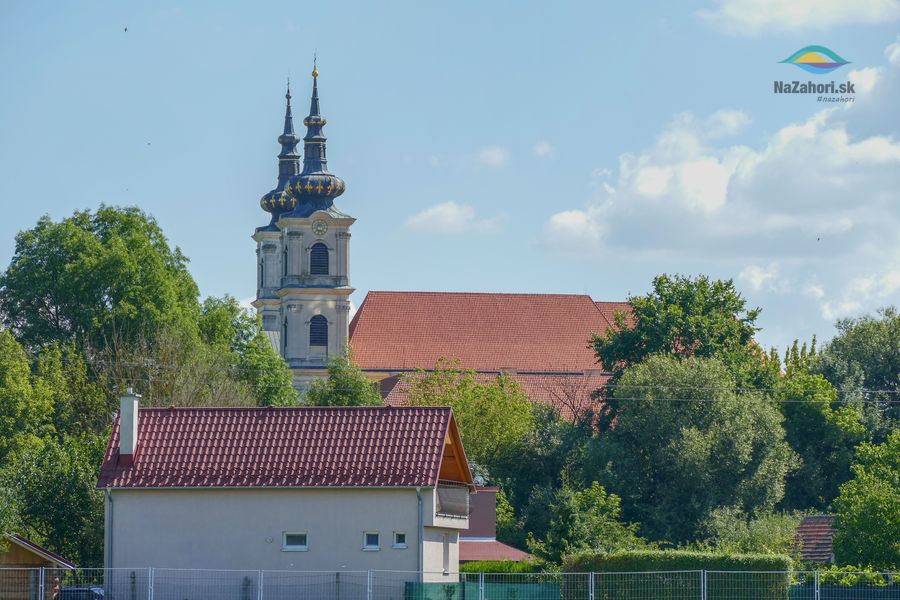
[309,315,328,347]
[393,532,407,549]
[363,531,380,551]
[283,532,308,551]
[310,242,329,275]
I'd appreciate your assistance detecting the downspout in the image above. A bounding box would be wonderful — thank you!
[416,488,423,579]
[105,489,113,569]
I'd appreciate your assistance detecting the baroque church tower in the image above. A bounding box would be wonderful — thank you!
[252,63,354,389]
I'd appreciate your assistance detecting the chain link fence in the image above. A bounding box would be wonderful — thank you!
[0,568,897,600]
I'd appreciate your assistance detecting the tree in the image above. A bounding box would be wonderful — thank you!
[593,275,777,409]
[698,507,804,557]
[815,307,900,438]
[305,349,382,406]
[405,360,534,468]
[0,329,54,460]
[584,355,796,543]
[776,370,866,510]
[527,482,647,563]
[0,434,106,566]
[0,205,199,350]
[832,430,900,569]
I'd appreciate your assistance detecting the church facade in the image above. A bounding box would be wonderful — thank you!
[254,67,625,411]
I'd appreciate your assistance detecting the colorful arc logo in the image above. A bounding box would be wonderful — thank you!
[781,46,850,74]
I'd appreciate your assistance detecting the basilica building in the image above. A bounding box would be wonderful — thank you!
[253,67,626,416]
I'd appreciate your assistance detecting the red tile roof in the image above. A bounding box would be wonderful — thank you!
[459,540,533,562]
[795,515,835,563]
[349,292,615,372]
[381,372,609,422]
[97,406,460,489]
[595,301,635,330]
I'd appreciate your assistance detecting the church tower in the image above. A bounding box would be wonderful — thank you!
[253,63,354,390]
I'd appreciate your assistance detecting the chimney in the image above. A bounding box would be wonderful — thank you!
[118,388,140,466]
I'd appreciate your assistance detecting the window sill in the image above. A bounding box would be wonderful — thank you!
[282,547,309,552]
[392,544,408,549]
[362,547,380,552]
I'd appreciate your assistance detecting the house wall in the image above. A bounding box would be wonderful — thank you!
[106,488,462,574]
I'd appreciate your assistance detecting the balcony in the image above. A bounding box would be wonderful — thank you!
[435,480,469,518]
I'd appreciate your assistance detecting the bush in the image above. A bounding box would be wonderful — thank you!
[563,549,793,573]
[460,560,545,573]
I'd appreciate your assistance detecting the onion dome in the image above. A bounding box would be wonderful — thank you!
[282,60,346,214]
[260,82,301,220]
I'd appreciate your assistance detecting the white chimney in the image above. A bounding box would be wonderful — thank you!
[119,388,140,465]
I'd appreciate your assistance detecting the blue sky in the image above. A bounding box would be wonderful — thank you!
[2,0,899,351]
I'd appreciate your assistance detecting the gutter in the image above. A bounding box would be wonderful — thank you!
[416,487,423,579]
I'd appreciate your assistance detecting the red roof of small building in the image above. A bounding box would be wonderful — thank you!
[795,515,835,563]
[349,292,617,372]
[98,406,469,489]
[459,540,533,562]
[6,534,76,569]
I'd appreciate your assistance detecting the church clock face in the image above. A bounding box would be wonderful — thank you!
[312,219,328,236]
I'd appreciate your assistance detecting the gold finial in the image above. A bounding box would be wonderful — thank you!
[312,53,318,78]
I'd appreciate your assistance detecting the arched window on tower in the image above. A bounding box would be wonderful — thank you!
[309,315,328,348]
[310,243,329,275]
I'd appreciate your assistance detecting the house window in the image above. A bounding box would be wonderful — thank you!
[310,243,329,275]
[442,533,450,574]
[310,315,328,347]
[393,532,407,549]
[363,531,380,551]
[283,532,308,551]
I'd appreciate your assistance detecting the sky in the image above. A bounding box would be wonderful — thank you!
[1,0,899,352]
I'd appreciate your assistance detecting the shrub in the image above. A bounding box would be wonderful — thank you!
[563,549,792,573]
[460,560,545,573]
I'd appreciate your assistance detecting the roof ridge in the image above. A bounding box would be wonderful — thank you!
[365,290,595,299]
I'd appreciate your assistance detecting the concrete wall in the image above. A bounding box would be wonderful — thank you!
[106,488,439,572]
[422,528,459,582]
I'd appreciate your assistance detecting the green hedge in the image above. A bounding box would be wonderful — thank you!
[460,560,545,573]
[563,549,793,573]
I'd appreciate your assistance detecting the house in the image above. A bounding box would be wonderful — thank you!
[795,515,835,563]
[97,394,474,580]
[0,535,74,600]
[459,487,532,563]
[250,68,630,413]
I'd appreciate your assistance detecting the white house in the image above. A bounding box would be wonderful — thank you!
[98,394,473,581]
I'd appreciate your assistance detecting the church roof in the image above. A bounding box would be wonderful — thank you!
[349,291,625,373]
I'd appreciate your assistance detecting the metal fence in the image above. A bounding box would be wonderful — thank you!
[0,568,897,600]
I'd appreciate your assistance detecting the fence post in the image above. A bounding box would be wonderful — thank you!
[257,569,264,600]
[700,570,707,600]
[588,572,595,600]
[38,567,45,600]
[814,571,820,600]
[148,567,153,600]
[478,572,484,600]
[367,570,373,600]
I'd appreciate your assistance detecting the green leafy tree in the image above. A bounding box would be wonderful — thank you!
[777,369,866,510]
[593,275,777,416]
[306,348,382,406]
[585,355,796,543]
[0,329,55,460]
[405,360,534,467]
[34,342,111,437]
[698,507,804,557]
[815,307,900,438]
[833,430,900,569]
[1,434,106,566]
[527,482,647,563]
[0,205,200,350]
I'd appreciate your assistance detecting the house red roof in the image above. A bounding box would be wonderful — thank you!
[97,406,466,489]
[795,515,835,563]
[349,292,616,372]
[459,540,533,562]
[6,534,76,569]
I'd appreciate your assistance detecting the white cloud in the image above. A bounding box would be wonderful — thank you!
[849,67,881,94]
[739,263,784,292]
[405,202,502,234]
[544,41,900,330]
[886,37,900,66]
[533,140,555,157]
[476,145,511,168]
[698,0,900,35]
